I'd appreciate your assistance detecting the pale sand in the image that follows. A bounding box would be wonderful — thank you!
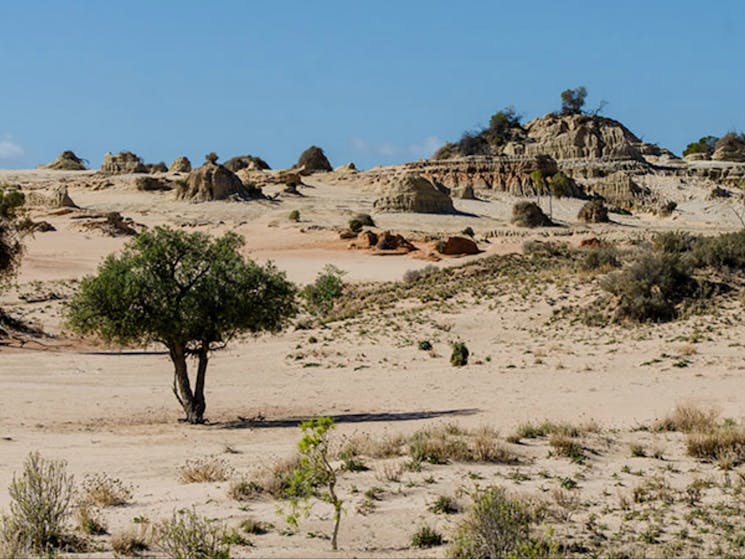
[0,169,743,556]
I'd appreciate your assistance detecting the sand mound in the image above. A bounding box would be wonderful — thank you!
[373,174,455,214]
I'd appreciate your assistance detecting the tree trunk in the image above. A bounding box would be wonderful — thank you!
[193,346,208,422]
[168,344,202,424]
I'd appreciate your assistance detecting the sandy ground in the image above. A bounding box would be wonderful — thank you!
[0,169,744,557]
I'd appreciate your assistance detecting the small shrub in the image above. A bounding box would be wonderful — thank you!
[111,528,150,556]
[301,265,345,316]
[418,340,433,351]
[76,502,107,535]
[178,457,233,484]
[353,213,375,227]
[348,218,363,233]
[411,524,444,548]
[451,486,534,559]
[261,455,301,498]
[580,246,620,272]
[221,528,251,546]
[653,403,720,433]
[691,230,745,271]
[82,473,133,507]
[240,518,270,535]
[653,231,697,254]
[601,252,697,322]
[577,199,609,223]
[461,226,475,237]
[430,495,461,515]
[403,264,438,283]
[227,479,263,502]
[155,508,229,559]
[629,444,647,458]
[511,202,552,228]
[297,145,332,172]
[288,209,300,222]
[450,342,469,367]
[6,451,75,553]
[657,200,677,217]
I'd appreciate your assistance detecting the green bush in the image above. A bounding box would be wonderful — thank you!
[6,451,75,553]
[348,219,363,233]
[411,524,444,548]
[691,230,745,271]
[418,340,433,351]
[461,226,475,238]
[580,246,620,272]
[653,231,697,254]
[301,265,345,316]
[451,486,543,559]
[353,213,375,227]
[601,252,697,322]
[683,136,718,158]
[560,86,587,116]
[450,342,469,367]
[289,209,300,222]
[156,508,229,559]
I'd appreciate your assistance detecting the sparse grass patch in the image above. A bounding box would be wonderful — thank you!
[430,495,461,515]
[408,424,519,465]
[111,527,150,557]
[227,479,263,502]
[240,518,270,535]
[76,502,107,535]
[654,403,721,433]
[549,433,587,463]
[261,455,302,498]
[178,457,233,484]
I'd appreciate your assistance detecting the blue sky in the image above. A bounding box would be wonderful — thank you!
[1,0,743,169]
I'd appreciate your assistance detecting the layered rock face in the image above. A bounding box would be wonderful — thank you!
[517,114,646,161]
[373,174,455,214]
[712,133,745,162]
[586,172,655,212]
[101,152,147,174]
[25,185,78,208]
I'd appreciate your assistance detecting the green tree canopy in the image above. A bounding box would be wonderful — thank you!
[67,226,297,423]
[560,86,587,116]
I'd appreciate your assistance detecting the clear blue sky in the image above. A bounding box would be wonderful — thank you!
[1,0,743,169]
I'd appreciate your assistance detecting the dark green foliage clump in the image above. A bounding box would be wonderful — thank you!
[654,231,698,254]
[411,524,444,548]
[301,265,345,316]
[67,227,297,423]
[683,135,718,158]
[601,252,698,322]
[560,86,587,115]
[224,155,271,172]
[418,340,433,351]
[580,246,621,272]
[461,226,475,238]
[691,230,745,270]
[289,209,300,222]
[0,186,25,282]
[450,342,469,367]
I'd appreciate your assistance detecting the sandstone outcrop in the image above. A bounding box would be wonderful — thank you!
[134,176,174,192]
[101,151,147,174]
[712,133,745,162]
[437,236,479,255]
[296,146,332,173]
[373,174,455,214]
[577,199,610,223]
[511,202,552,227]
[40,151,87,171]
[224,155,271,172]
[178,158,261,202]
[375,231,417,252]
[586,172,654,212]
[24,185,78,208]
[169,156,192,173]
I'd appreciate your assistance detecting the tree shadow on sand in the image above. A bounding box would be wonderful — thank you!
[214,408,480,430]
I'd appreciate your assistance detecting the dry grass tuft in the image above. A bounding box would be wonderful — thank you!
[259,455,302,498]
[408,424,520,465]
[82,473,133,507]
[178,457,233,484]
[687,427,745,465]
[228,478,263,502]
[654,403,720,433]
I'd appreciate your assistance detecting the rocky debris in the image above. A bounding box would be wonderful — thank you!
[338,229,357,240]
[39,151,87,171]
[437,236,480,255]
[145,162,168,173]
[28,220,55,233]
[178,156,262,202]
[134,176,174,192]
[586,172,655,212]
[373,174,455,214]
[296,146,332,173]
[375,231,417,253]
[224,155,271,173]
[708,186,731,199]
[511,202,552,227]
[684,153,710,162]
[577,199,610,223]
[101,151,147,174]
[24,185,78,209]
[169,156,192,173]
[79,212,140,237]
[712,133,745,162]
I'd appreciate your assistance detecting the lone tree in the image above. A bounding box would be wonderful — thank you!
[67,227,297,424]
[560,86,587,116]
